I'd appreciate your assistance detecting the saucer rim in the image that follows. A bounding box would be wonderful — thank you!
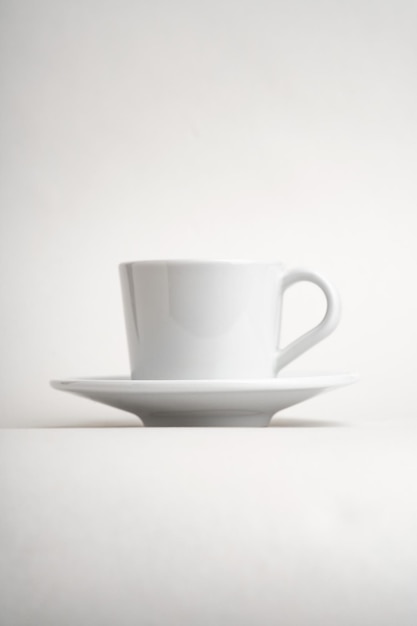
[50,372,359,394]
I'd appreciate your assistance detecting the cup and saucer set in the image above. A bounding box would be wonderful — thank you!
[51,260,358,427]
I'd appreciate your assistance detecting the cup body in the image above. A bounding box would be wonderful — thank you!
[119,260,285,380]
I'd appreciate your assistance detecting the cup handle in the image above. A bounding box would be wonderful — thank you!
[273,268,341,374]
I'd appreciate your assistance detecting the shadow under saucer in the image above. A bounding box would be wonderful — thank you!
[269,416,346,428]
[32,415,346,429]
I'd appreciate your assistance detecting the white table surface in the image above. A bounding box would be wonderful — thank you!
[1,418,417,626]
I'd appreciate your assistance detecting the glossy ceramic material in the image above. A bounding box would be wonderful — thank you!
[119,260,341,380]
[50,372,358,427]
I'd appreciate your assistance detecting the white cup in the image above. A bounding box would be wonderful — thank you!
[119,260,341,380]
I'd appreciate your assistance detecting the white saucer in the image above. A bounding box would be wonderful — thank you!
[51,372,358,427]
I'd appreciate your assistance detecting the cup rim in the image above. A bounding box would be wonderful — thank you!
[119,259,285,268]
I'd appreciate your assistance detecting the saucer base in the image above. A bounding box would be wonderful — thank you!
[141,411,271,428]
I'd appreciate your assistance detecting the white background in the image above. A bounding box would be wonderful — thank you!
[1,0,416,427]
[1,4,417,625]
[2,423,417,626]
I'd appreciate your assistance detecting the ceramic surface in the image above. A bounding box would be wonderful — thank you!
[51,372,358,427]
[119,260,341,380]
